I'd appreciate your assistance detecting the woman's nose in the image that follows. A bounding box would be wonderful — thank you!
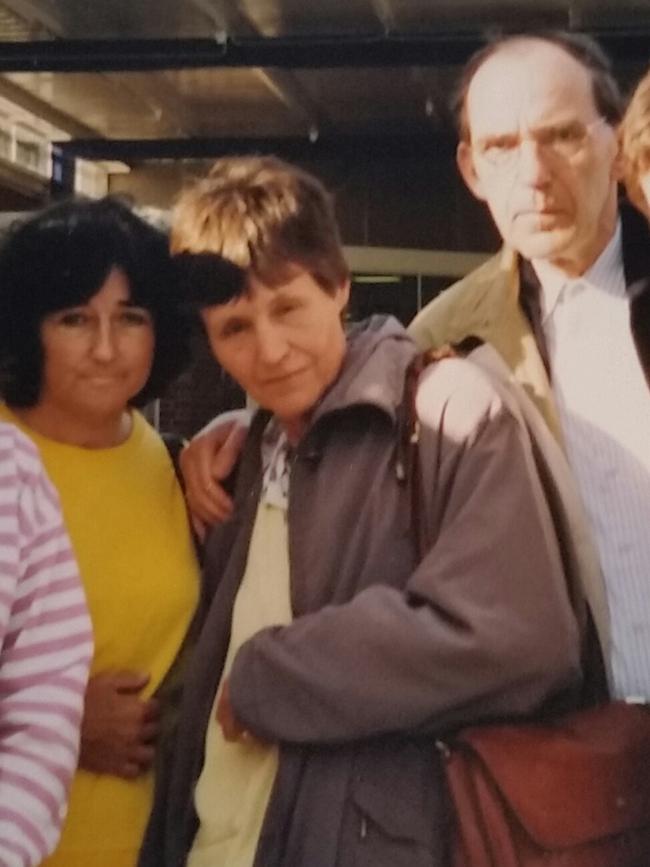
[256,322,289,365]
[90,321,117,361]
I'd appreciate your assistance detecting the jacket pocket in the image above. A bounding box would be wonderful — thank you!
[348,774,435,867]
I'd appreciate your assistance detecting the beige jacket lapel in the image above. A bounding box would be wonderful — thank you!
[409,248,563,441]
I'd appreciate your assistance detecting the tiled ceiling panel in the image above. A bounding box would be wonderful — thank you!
[371,0,572,31]
[235,0,387,36]
[291,66,454,133]
[0,4,38,40]
[160,67,308,136]
[0,0,213,39]
[3,70,187,137]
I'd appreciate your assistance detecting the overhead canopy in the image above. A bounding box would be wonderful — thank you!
[0,0,645,165]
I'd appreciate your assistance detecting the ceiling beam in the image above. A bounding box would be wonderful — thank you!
[54,132,456,163]
[0,28,647,73]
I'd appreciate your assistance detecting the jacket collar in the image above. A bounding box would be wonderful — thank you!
[515,199,650,369]
[246,316,417,456]
[517,199,650,304]
[312,315,417,428]
[448,248,520,339]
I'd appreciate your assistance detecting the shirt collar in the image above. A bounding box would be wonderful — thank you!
[261,417,291,509]
[532,220,624,322]
[584,219,624,295]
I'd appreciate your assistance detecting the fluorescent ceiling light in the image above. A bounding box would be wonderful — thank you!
[353,274,402,284]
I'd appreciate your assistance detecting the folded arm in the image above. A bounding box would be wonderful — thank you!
[228,363,581,745]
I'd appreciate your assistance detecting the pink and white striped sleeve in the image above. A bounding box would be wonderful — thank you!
[0,424,93,867]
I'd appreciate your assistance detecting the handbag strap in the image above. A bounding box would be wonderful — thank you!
[401,338,482,561]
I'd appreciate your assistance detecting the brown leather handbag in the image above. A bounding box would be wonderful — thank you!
[438,700,650,867]
[403,345,650,867]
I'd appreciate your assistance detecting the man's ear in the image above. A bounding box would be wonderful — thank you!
[457,141,487,201]
[610,133,625,183]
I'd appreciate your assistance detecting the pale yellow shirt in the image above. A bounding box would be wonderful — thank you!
[190,421,292,867]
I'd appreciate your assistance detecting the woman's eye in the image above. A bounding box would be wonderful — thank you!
[119,309,152,326]
[275,302,300,316]
[220,320,248,339]
[57,311,88,326]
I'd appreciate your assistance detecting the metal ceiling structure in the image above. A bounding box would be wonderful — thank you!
[0,1,644,173]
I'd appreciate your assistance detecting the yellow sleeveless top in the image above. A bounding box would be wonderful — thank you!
[0,406,200,867]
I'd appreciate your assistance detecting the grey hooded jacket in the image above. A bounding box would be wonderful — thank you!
[140,315,582,867]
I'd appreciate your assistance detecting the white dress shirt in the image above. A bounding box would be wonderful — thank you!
[534,224,650,699]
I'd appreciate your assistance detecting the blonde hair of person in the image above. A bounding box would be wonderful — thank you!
[620,67,650,215]
[171,155,349,296]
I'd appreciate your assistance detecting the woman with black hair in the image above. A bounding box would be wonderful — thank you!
[0,197,200,867]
